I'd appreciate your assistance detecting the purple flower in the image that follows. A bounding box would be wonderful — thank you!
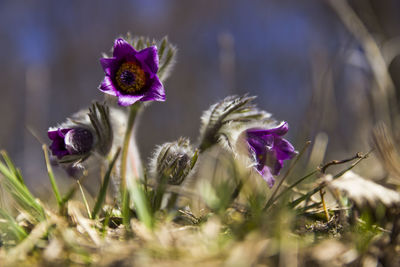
[99,38,165,106]
[244,122,296,188]
[48,128,94,159]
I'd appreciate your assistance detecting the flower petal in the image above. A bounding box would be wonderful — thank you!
[272,158,283,175]
[99,76,118,96]
[274,138,297,161]
[135,46,159,75]
[117,93,144,106]
[48,130,60,140]
[265,121,289,136]
[258,166,275,188]
[100,58,119,76]
[141,77,165,101]
[113,38,137,59]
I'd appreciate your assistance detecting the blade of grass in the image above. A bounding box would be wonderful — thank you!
[91,147,121,219]
[1,150,24,185]
[60,185,78,207]
[77,180,92,218]
[0,208,28,241]
[269,169,319,207]
[129,179,153,229]
[42,144,62,208]
[0,160,45,221]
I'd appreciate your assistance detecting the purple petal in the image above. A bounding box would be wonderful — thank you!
[274,138,297,161]
[117,93,144,106]
[272,159,283,175]
[48,130,60,140]
[113,38,137,59]
[265,122,289,136]
[246,122,289,139]
[100,58,119,76]
[141,77,165,101]
[99,76,118,96]
[258,166,275,188]
[48,129,71,159]
[135,46,159,75]
[249,146,267,172]
[48,128,69,140]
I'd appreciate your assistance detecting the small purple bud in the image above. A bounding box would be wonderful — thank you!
[48,127,94,159]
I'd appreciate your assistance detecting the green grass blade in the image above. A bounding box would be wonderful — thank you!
[129,179,153,229]
[1,150,25,185]
[0,159,45,221]
[0,208,28,242]
[42,144,62,207]
[91,148,121,219]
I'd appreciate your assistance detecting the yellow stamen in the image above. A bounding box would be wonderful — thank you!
[115,62,146,94]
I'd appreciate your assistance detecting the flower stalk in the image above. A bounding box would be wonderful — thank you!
[120,104,141,227]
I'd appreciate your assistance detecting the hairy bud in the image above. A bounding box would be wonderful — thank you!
[151,138,197,185]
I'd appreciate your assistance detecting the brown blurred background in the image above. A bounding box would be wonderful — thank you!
[1,0,400,191]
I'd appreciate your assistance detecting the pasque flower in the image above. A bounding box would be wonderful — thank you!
[48,128,94,159]
[99,38,165,106]
[244,122,296,188]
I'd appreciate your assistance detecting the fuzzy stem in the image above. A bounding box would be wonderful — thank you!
[121,104,140,227]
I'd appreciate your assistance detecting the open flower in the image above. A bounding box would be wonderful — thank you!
[48,128,94,159]
[244,122,296,188]
[99,38,165,106]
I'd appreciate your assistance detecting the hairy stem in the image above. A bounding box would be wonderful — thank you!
[121,104,140,227]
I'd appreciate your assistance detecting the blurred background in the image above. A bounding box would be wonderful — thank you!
[1,0,400,192]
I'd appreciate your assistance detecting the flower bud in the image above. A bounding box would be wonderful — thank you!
[198,95,270,152]
[151,138,196,185]
[48,127,94,160]
[47,102,113,165]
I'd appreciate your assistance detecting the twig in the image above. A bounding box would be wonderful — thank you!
[319,152,364,174]
[289,150,372,208]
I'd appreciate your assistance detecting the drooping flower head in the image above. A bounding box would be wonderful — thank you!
[99,38,165,106]
[48,128,94,160]
[244,122,296,188]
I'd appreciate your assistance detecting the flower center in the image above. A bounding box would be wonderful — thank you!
[115,62,146,94]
